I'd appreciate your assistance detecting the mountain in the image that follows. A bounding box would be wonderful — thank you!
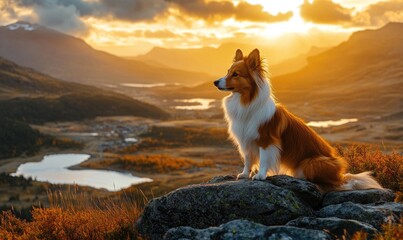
[269,46,329,76]
[0,57,169,123]
[272,22,403,117]
[0,21,211,86]
[133,35,315,77]
[176,23,403,120]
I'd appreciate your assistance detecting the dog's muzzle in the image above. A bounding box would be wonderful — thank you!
[214,78,234,91]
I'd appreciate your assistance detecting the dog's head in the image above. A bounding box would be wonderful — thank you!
[214,49,265,102]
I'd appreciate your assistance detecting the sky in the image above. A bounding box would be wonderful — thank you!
[1,0,403,56]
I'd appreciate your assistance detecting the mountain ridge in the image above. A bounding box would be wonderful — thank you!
[0,21,211,86]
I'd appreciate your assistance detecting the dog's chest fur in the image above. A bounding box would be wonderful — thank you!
[223,92,276,149]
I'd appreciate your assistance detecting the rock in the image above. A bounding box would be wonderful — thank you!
[206,175,237,184]
[268,175,323,209]
[137,178,314,239]
[164,219,332,240]
[323,189,395,206]
[317,202,403,230]
[286,216,379,239]
[207,175,323,209]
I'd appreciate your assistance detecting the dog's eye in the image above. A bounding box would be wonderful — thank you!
[232,72,239,77]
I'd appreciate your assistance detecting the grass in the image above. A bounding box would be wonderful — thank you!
[83,154,215,174]
[116,126,232,153]
[0,144,401,239]
[0,188,144,240]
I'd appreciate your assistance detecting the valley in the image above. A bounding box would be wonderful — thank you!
[0,96,401,212]
[0,21,401,220]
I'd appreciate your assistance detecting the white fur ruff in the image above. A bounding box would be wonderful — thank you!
[223,77,276,177]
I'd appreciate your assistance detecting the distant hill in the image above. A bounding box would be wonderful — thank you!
[272,22,403,117]
[0,21,211,86]
[178,23,403,119]
[0,57,169,123]
[133,35,316,77]
[269,46,329,76]
[0,117,42,158]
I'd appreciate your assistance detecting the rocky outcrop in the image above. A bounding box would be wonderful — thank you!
[286,217,379,239]
[322,189,395,206]
[137,175,402,240]
[165,220,332,240]
[317,202,403,230]
[137,177,314,239]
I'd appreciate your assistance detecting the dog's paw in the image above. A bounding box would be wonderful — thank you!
[237,172,250,180]
[252,173,267,181]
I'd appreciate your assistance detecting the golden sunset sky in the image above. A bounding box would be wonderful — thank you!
[1,0,402,56]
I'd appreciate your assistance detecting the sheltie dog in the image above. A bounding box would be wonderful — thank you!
[214,48,382,192]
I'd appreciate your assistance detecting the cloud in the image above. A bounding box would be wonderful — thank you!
[12,0,90,33]
[34,3,88,33]
[95,0,168,22]
[11,0,169,33]
[300,0,353,24]
[235,2,293,22]
[144,29,177,38]
[16,0,169,21]
[8,0,293,35]
[354,0,403,26]
[166,0,293,23]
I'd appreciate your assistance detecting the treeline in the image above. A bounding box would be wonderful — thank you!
[0,117,82,159]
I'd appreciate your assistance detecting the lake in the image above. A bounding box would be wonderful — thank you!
[120,83,180,88]
[174,98,216,110]
[12,154,152,191]
[307,118,358,128]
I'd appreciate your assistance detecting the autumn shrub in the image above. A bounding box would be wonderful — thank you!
[337,144,402,191]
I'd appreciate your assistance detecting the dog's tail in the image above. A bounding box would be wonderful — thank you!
[339,171,383,190]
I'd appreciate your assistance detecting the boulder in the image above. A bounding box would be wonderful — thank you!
[207,175,323,209]
[286,216,379,239]
[323,189,395,206]
[164,219,332,240]
[269,175,323,209]
[137,178,314,239]
[317,202,403,230]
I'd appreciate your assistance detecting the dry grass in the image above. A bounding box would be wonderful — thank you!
[84,154,215,174]
[0,188,144,240]
[337,144,403,191]
[350,217,403,240]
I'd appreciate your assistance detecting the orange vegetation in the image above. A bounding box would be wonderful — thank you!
[0,190,142,240]
[85,154,215,174]
[338,145,403,192]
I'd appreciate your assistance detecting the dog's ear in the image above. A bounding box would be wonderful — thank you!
[234,49,243,62]
[247,48,260,70]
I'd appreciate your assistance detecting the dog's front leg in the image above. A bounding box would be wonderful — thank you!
[237,153,252,179]
[237,146,258,179]
[252,145,280,180]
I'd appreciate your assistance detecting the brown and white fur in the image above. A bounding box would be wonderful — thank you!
[214,48,382,192]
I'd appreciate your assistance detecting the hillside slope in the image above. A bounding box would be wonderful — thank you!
[134,36,316,77]
[178,23,402,119]
[272,22,403,117]
[0,22,211,86]
[0,57,169,123]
